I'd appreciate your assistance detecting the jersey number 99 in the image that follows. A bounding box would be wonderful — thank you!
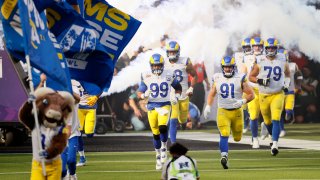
[150,82,169,98]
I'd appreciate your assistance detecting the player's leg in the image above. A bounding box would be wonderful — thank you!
[31,160,46,180]
[248,88,260,148]
[77,109,86,166]
[230,108,244,142]
[217,108,231,169]
[67,136,79,177]
[158,105,171,163]
[47,158,63,180]
[169,101,179,143]
[148,109,162,170]
[61,145,69,178]
[178,97,189,124]
[270,92,285,156]
[84,109,96,137]
[259,93,273,135]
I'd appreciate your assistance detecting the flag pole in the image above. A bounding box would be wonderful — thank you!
[25,55,47,176]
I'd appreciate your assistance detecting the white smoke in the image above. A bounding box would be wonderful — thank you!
[105,0,320,95]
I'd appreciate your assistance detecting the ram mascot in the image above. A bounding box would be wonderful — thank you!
[19,87,74,179]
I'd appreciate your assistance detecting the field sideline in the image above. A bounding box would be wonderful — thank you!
[0,150,320,179]
[0,124,319,179]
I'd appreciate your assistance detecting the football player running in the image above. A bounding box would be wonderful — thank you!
[278,47,303,137]
[138,53,182,170]
[241,37,264,149]
[204,56,254,169]
[165,41,198,144]
[236,38,252,136]
[249,38,290,156]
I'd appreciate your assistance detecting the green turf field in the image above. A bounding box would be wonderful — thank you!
[0,123,319,180]
[0,150,319,180]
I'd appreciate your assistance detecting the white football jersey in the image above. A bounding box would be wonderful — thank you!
[256,54,287,94]
[213,73,246,109]
[243,54,258,88]
[141,69,175,103]
[32,126,64,162]
[288,62,298,91]
[165,57,190,99]
[234,52,245,73]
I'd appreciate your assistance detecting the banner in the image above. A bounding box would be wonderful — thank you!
[17,0,72,92]
[83,0,141,62]
[46,2,114,95]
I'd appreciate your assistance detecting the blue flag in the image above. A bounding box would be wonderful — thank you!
[83,0,141,62]
[10,0,72,92]
[46,2,113,95]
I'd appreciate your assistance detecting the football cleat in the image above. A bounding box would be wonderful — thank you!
[76,156,86,167]
[156,155,162,170]
[160,147,167,163]
[260,122,269,140]
[220,156,229,169]
[271,143,279,156]
[252,137,260,149]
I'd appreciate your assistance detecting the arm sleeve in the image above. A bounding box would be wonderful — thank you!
[138,82,148,93]
[171,78,182,91]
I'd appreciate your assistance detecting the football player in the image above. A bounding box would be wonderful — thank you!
[236,38,252,136]
[278,47,303,137]
[165,41,198,144]
[204,56,254,169]
[138,53,182,170]
[249,38,290,156]
[76,84,99,166]
[240,37,265,149]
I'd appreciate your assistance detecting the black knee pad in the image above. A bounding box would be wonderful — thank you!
[159,125,168,134]
[153,134,160,140]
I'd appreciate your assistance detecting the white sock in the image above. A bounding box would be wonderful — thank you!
[79,151,85,157]
[155,149,161,156]
[161,141,167,149]
[221,152,228,157]
[272,141,278,147]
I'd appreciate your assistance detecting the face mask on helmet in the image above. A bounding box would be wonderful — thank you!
[242,45,252,55]
[150,54,164,76]
[265,46,278,57]
[221,56,236,78]
[241,38,252,55]
[264,38,278,57]
[166,41,180,62]
[250,37,264,55]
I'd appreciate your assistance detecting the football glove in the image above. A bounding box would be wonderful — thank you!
[87,95,99,106]
[203,105,211,119]
[141,90,151,99]
[186,87,194,96]
[257,78,270,86]
[232,99,247,108]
